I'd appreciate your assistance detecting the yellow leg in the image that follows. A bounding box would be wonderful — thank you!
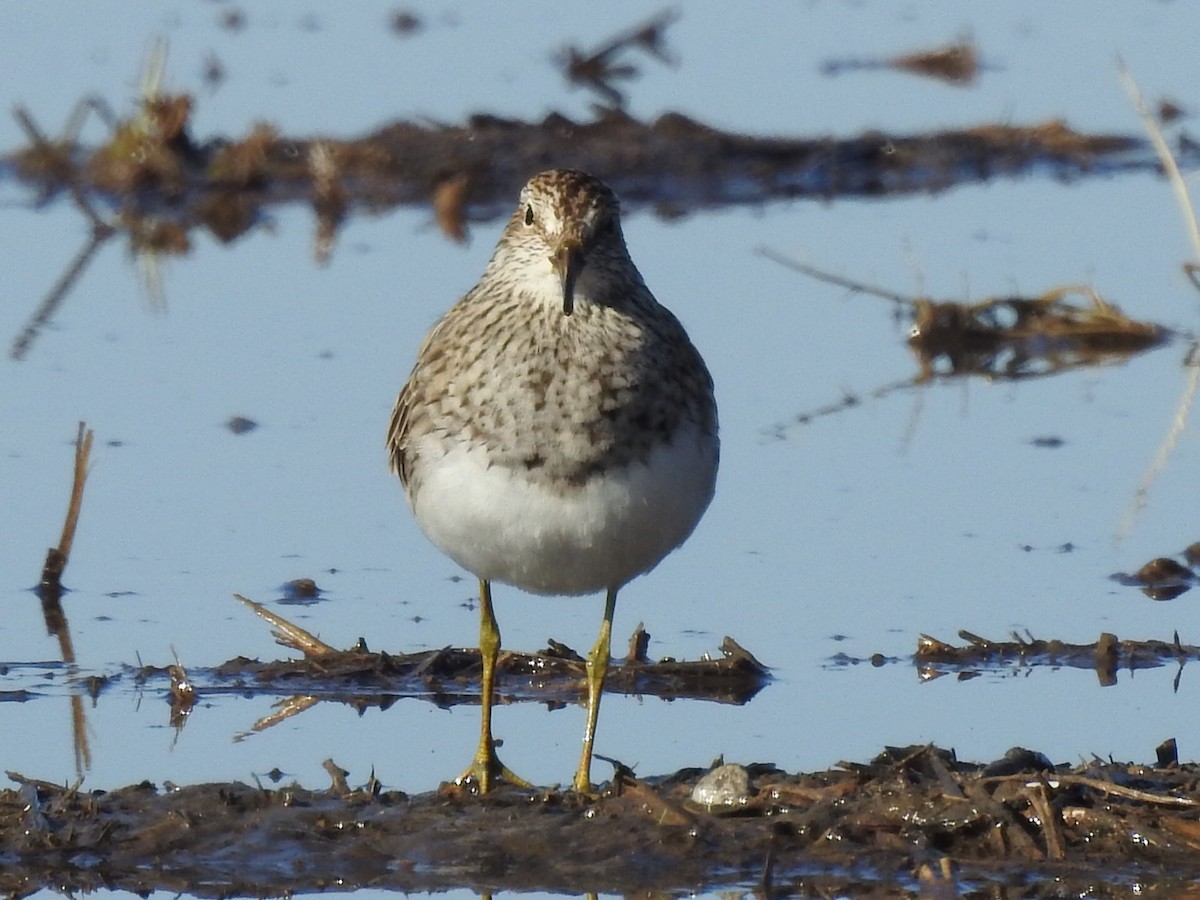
[456,579,532,793]
[574,586,617,793]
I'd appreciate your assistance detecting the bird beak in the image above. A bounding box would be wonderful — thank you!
[553,239,585,316]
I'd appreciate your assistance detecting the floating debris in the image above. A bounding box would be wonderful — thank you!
[891,40,981,85]
[389,10,422,36]
[127,596,774,718]
[912,629,1195,686]
[908,286,1169,381]
[1112,555,1197,601]
[279,577,323,605]
[225,416,258,435]
[824,38,982,86]
[759,251,1173,438]
[10,71,1172,362]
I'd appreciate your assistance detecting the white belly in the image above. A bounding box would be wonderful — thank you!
[409,424,717,596]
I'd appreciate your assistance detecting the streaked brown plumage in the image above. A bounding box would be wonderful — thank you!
[388,169,718,793]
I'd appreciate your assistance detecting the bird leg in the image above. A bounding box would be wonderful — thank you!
[456,579,532,793]
[574,586,617,793]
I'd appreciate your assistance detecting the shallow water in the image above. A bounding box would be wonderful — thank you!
[3,2,1200,897]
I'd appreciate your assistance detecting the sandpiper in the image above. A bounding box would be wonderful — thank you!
[388,169,718,793]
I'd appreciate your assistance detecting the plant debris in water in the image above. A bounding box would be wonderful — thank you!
[909,630,1197,688]
[907,286,1170,381]
[1112,552,1200,601]
[823,38,982,86]
[8,55,1185,362]
[133,629,772,717]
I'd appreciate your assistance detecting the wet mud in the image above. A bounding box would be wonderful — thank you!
[7,744,1200,897]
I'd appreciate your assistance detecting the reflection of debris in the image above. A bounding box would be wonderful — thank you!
[824,39,981,86]
[235,695,320,740]
[168,649,196,733]
[309,141,347,265]
[433,172,471,243]
[556,9,679,110]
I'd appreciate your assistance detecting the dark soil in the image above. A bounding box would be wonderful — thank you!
[6,744,1200,897]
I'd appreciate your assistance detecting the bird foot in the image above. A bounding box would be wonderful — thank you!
[454,751,533,795]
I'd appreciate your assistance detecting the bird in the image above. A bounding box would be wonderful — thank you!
[387,168,718,793]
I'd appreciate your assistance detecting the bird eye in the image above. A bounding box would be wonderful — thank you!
[524,205,534,226]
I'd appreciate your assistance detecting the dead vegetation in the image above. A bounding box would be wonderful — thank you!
[907,286,1169,381]
[913,630,1200,688]
[128,596,771,741]
[824,38,981,86]
[6,744,1200,897]
[7,51,1177,361]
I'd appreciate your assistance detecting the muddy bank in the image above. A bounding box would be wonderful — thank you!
[5,744,1200,897]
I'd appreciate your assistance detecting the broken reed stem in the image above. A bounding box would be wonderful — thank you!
[979,771,1200,808]
[41,422,94,589]
[58,422,94,562]
[1114,62,1200,542]
[1117,59,1200,268]
[234,593,338,657]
